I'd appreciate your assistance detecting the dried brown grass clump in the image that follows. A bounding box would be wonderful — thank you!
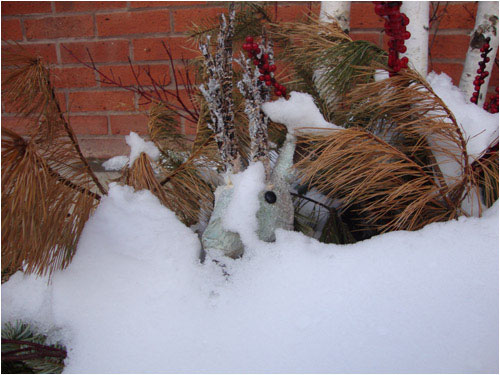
[2,53,103,277]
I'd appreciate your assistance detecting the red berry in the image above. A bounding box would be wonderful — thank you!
[275,90,282,96]
[404,31,411,39]
[246,36,254,43]
[402,14,410,26]
[264,74,271,81]
[252,43,258,50]
[262,63,269,71]
[473,92,479,97]
[269,65,277,72]
[485,57,490,63]
[262,54,269,61]
[483,71,489,77]
[399,45,407,53]
[258,75,265,81]
[475,85,481,91]
[259,68,265,74]
[265,80,272,86]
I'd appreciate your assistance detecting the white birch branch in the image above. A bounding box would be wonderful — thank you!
[319,1,351,33]
[459,1,499,105]
[400,2,429,76]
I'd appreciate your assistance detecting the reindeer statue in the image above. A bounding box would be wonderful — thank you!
[198,4,295,259]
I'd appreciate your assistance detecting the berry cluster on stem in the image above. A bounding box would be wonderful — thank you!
[373,1,411,76]
[242,36,286,97]
[483,87,499,113]
[470,37,492,104]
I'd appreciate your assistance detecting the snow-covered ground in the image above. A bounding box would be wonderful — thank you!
[2,183,499,373]
[2,72,499,373]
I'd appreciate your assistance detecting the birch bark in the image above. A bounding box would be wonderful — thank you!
[459,1,499,105]
[319,1,351,33]
[400,2,429,76]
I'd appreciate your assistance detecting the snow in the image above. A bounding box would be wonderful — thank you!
[427,71,499,160]
[125,132,160,166]
[2,70,499,374]
[2,181,498,373]
[223,162,266,245]
[102,155,129,171]
[262,91,343,133]
[374,69,390,82]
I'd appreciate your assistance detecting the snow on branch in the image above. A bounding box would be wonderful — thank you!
[199,3,241,173]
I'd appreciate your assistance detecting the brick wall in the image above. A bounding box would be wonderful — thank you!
[2,1,498,159]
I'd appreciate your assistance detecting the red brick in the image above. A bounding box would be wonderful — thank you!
[435,2,477,30]
[2,43,58,64]
[133,36,198,61]
[1,116,32,135]
[2,19,23,41]
[488,54,498,91]
[78,137,129,159]
[138,89,195,112]
[275,4,318,23]
[25,15,94,40]
[430,34,470,60]
[109,114,149,135]
[97,64,171,87]
[56,92,68,113]
[97,10,171,37]
[131,1,206,8]
[350,32,382,48]
[69,115,108,135]
[68,91,135,112]
[61,40,130,64]
[173,62,196,86]
[1,1,51,15]
[52,67,97,88]
[172,7,226,32]
[55,1,127,12]
[351,2,384,29]
[429,62,465,86]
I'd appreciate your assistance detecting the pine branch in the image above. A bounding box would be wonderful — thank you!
[2,51,106,196]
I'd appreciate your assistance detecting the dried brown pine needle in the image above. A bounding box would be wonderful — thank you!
[2,129,99,277]
[2,49,105,277]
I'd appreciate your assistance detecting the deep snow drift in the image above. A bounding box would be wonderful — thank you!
[2,72,499,373]
[2,180,499,373]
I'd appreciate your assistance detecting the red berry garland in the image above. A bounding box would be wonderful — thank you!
[471,37,493,105]
[483,86,499,113]
[373,1,411,76]
[242,36,286,98]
